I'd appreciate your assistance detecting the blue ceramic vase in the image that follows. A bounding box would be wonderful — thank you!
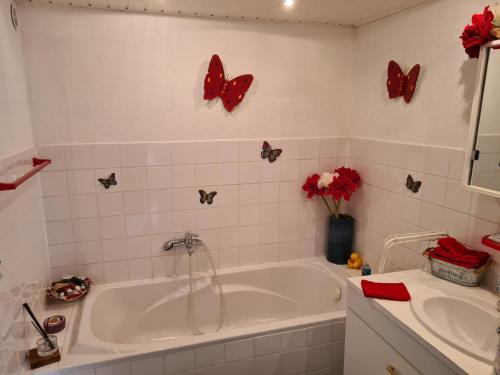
[327,215,354,264]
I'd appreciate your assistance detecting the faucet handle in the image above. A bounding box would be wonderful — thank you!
[186,232,199,239]
[496,277,500,293]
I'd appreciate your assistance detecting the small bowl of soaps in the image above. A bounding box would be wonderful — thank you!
[46,276,93,302]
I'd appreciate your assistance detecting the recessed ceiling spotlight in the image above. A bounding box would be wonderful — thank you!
[283,0,294,8]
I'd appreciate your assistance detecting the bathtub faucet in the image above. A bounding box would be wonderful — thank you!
[163,232,201,256]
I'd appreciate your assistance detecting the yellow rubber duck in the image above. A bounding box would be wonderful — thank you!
[347,252,363,270]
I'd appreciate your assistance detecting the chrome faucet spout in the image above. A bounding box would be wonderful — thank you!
[163,232,202,255]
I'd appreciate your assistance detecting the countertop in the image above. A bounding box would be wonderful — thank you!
[347,269,499,375]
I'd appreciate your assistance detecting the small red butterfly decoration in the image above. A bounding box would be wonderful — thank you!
[203,54,254,112]
[387,61,420,103]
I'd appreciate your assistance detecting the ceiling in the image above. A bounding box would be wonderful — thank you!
[20,0,432,27]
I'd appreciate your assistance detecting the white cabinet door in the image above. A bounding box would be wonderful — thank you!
[344,309,421,375]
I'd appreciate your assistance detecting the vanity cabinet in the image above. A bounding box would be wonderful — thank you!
[344,282,462,375]
[345,311,419,375]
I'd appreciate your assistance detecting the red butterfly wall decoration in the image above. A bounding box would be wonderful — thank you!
[203,55,254,112]
[387,61,420,103]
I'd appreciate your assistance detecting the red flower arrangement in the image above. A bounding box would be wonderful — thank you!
[302,167,361,218]
[460,6,495,59]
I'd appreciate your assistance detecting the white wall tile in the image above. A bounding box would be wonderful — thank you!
[172,165,196,188]
[73,218,101,242]
[44,195,71,221]
[121,168,148,191]
[131,356,163,375]
[195,142,218,164]
[148,166,172,189]
[216,141,239,163]
[171,143,195,165]
[103,260,129,283]
[102,238,127,261]
[93,144,121,168]
[66,145,94,170]
[126,214,150,236]
[120,144,147,167]
[40,171,69,196]
[124,191,149,214]
[70,194,98,219]
[164,349,195,375]
[128,258,153,280]
[96,362,130,375]
[425,147,450,177]
[254,333,281,356]
[254,354,280,375]
[195,344,225,368]
[75,241,102,265]
[280,349,306,375]
[97,192,125,217]
[49,243,76,267]
[38,145,67,171]
[445,179,471,213]
[147,143,171,166]
[100,216,126,239]
[149,189,173,212]
[281,329,307,351]
[67,170,96,194]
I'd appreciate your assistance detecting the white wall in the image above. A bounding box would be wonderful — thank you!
[20,5,354,145]
[0,2,50,374]
[350,0,486,149]
[0,1,34,158]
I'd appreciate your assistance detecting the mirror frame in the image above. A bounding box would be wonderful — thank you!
[463,39,500,199]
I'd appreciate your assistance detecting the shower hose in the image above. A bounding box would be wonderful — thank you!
[187,242,225,335]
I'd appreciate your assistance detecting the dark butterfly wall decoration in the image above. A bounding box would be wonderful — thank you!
[199,190,217,205]
[261,141,282,163]
[387,61,420,103]
[203,54,254,112]
[98,173,117,189]
[406,175,422,193]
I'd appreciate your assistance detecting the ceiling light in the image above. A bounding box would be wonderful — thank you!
[283,0,294,8]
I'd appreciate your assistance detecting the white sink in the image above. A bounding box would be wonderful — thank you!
[411,289,499,364]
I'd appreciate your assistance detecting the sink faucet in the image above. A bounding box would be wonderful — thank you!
[163,232,201,256]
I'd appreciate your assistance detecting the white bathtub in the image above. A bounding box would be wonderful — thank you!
[60,258,348,371]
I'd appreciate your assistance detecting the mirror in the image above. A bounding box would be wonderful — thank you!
[465,40,500,198]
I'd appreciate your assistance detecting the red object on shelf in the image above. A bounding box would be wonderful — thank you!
[482,235,500,251]
[0,158,51,191]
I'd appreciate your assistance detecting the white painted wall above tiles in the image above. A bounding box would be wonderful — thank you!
[20,4,354,145]
[350,0,487,149]
[0,2,34,158]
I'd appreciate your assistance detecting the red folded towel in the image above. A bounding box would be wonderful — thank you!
[428,237,490,269]
[361,280,411,301]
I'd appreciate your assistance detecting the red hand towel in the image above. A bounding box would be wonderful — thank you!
[361,280,411,301]
[429,237,490,269]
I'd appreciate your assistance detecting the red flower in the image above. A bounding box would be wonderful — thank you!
[302,173,321,199]
[460,7,494,59]
[328,167,362,202]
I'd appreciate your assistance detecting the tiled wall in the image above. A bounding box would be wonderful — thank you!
[348,137,500,288]
[0,148,51,375]
[63,322,345,375]
[38,138,347,284]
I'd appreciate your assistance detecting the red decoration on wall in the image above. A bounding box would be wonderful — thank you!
[203,55,254,112]
[460,6,495,59]
[386,61,420,104]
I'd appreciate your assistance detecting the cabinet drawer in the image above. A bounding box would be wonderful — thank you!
[344,309,421,375]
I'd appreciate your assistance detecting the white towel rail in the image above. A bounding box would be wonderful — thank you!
[378,230,449,274]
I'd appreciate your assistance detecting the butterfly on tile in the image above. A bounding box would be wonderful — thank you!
[261,141,282,163]
[406,175,422,193]
[387,61,420,103]
[199,190,217,205]
[203,54,254,112]
[98,173,117,189]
